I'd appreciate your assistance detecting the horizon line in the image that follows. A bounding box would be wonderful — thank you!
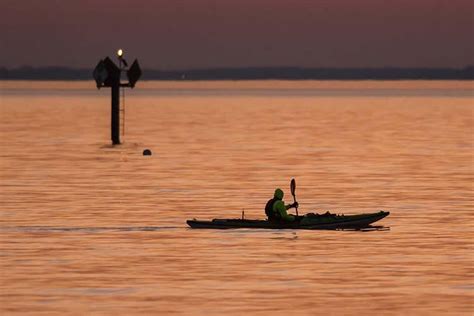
[2,65,473,71]
[1,65,472,80]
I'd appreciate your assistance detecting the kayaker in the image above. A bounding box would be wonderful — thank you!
[265,188,299,222]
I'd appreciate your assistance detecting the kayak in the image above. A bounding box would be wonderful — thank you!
[187,211,389,230]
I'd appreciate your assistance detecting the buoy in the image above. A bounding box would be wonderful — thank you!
[143,149,152,156]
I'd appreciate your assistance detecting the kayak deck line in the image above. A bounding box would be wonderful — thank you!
[187,211,389,230]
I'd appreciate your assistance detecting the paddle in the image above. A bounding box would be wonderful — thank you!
[290,178,298,216]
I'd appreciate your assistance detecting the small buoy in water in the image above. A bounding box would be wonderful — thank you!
[143,149,152,156]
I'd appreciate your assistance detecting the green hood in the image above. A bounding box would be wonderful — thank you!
[274,188,284,200]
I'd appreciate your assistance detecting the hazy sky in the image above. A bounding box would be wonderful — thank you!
[1,0,473,69]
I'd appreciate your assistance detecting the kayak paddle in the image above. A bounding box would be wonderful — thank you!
[290,178,298,216]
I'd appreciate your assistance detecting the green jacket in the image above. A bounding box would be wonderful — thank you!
[273,200,295,222]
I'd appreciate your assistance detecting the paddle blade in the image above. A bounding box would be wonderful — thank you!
[290,178,296,196]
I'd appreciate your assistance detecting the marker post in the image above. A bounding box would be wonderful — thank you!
[93,49,142,145]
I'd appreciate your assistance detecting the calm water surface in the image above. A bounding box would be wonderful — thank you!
[0,80,473,315]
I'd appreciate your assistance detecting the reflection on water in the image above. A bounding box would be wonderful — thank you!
[0,226,179,232]
[0,81,472,315]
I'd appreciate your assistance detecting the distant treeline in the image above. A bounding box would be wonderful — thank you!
[1,66,473,80]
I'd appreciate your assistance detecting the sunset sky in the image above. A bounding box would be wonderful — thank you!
[1,0,472,69]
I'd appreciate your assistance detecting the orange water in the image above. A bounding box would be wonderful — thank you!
[0,81,473,315]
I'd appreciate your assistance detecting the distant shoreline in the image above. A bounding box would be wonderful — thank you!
[1,66,473,80]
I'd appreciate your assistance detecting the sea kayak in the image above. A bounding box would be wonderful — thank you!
[187,211,389,230]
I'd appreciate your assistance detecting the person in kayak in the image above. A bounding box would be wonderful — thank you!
[265,188,299,222]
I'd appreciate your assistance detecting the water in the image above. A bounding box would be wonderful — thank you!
[0,80,473,315]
